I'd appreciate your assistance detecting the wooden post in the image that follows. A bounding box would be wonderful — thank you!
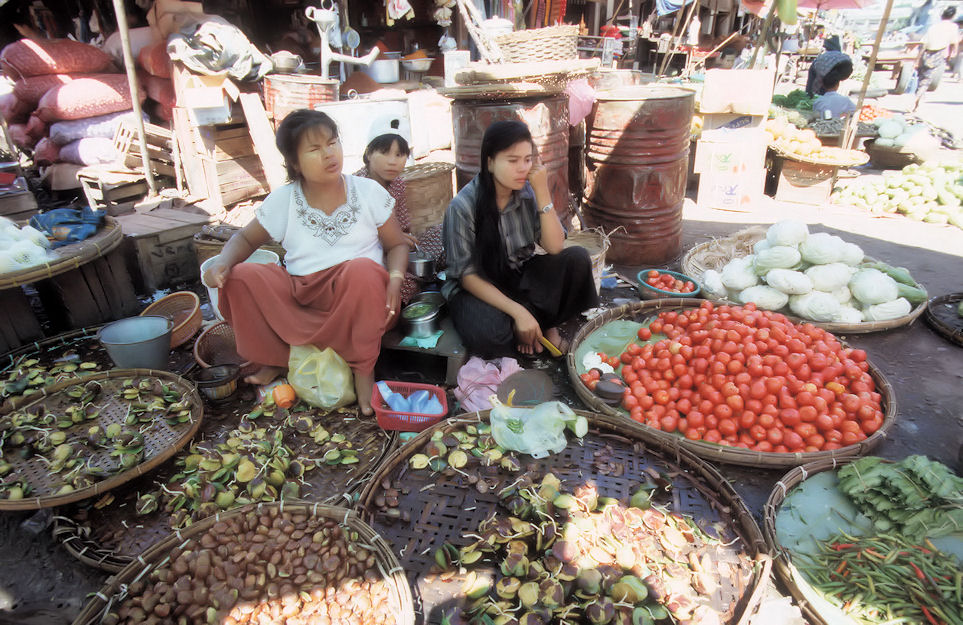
[844,0,894,150]
[659,0,697,76]
[110,0,157,196]
[750,1,776,69]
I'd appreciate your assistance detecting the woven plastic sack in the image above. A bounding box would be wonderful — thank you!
[138,40,172,78]
[0,92,30,123]
[0,39,112,78]
[37,75,144,122]
[7,124,32,148]
[104,26,159,65]
[489,397,580,459]
[49,110,141,145]
[59,137,118,166]
[14,74,98,106]
[287,345,356,409]
[25,114,47,141]
[143,74,175,107]
[33,138,61,164]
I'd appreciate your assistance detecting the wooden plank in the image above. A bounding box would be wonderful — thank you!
[0,287,43,353]
[149,208,212,225]
[0,190,38,217]
[78,261,112,320]
[239,93,287,191]
[49,269,101,328]
[172,107,210,201]
[103,250,140,317]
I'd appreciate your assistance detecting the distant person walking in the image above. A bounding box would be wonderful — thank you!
[915,6,959,110]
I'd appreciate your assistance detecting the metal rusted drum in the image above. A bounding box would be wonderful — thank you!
[263,74,339,128]
[452,96,570,225]
[587,69,655,91]
[583,86,694,265]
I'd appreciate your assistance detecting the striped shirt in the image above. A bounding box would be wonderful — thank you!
[442,176,540,299]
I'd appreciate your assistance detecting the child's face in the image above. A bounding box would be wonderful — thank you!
[367,140,408,184]
[295,124,343,185]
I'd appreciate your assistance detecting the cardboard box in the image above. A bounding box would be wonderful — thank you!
[699,69,775,115]
[775,158,837,205]
[178,73,240,126]
[695,127,768,209]
[701,113,765,131]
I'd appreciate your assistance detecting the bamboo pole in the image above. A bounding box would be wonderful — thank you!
[843,0,894,150]
[111,0,156,196]
[659,0,698,76]
[749,0,777,69]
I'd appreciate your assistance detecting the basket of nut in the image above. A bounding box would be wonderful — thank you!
[73,502,414,625]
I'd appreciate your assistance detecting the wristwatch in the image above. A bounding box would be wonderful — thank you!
[539,202,554,214]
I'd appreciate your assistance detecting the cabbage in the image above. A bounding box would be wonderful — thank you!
[877,120,902,139]
[789,291,841,322]
[753,239,771,254]
[765,268,813,295]
[862,297,912,321]
[754,246,802,274]
[738,285,789,310]
[833,306,864,323]
[7,241,49,270]
[805,263,854,292]
[701,269,727,298]
[840,242,864,266]
[0,250,18,274]
[830,285,852,304]
[849,268,898,305]
[721,256,759,291]
[18,226,51,249]
[799,233,845,265]
[766,220,809,247]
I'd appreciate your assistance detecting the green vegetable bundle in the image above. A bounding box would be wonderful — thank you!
[837,456,963,542]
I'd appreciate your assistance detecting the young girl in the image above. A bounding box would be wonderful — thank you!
[442,120,599,358]
[355,126,445,304]
[202,109,409,415]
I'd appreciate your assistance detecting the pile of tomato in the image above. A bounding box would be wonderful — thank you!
[642,270,697,294]
[598,301,885,453]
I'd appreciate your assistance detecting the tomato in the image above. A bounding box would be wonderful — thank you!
[749,424,767,442]
[783,431,804,450]
[638,327,652,341]
[687,410,705,428]
[718,419,738,436]
[815,414,834,432]
[660,414,679,432]
[739,410,757,430]
[766,428,784,446]
[780,409,801,427]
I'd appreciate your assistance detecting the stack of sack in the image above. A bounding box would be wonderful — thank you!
[0,38,146,174]
[137,39,175,122]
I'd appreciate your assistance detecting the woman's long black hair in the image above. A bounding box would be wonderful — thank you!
[473,120,534,291]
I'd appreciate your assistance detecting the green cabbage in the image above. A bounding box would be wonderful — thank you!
[765,268,814,295]
[721,256,759,291]
[804,263,854,292]
[833,305,864,323]
[789,291,841,322]
[701,269,727,298]
[766,220,809,247]
[840,242,864,266]
[799,232,845,265]
[862,297,912,321]
[738,285,789,311]
[849,268,899,305]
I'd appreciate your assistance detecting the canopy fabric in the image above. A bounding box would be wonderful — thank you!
[740,0,870,16]
[657,0,696,16]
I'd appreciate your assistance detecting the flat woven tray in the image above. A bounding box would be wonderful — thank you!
[680,226,928,334]
[0,369,203,510]
[567,300,897,468]
[924,292,963,347]
[771,145,870,168]
[53,401,394,572]
[358,410,770,625]
[72,502,415,625]
[0,217,123,290]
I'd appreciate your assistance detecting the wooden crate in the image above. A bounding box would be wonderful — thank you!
[774,157,838,205]
[37,249,140,331]
[0,186,39,222]
[0,286,44,354]
[116,208,212,292]
[78,168,150,216]
[113,120,178,179]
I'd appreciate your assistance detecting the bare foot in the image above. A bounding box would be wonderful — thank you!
[544,327,569,354]
[353,370,375,416]
[244,365,286,386]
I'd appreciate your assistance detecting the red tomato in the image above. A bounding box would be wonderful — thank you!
[718,418,738,437]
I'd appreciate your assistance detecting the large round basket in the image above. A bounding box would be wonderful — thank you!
[192,224,286,266]
[0,369,203,510]
[140,291,202,348]
[495,25,579,63]
[924,292,963,347]
[771,145,869,168]
[565,228,610,293]
[0,216,123,290]
[399,162,454,237]
[193,321,256,376]
[72,502,414,625]
[567,300,897,468]
[680,226,928,333]
[863,139,920,169]
[358,409,771,625]
[53,401,394,572]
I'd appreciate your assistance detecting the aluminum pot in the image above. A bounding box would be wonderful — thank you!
[401,301,441,339]
[408,250,434,279]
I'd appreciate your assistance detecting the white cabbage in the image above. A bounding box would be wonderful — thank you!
[789,291,841,322]
[753,239,772,254]
[840,242,864,266]
[830,285,852,304]
[862,297,912,321]
[754,246,802,273]
[7,241,49,270]
[765,268,814,295]
[738,285,789,310]
[721,256,759,291]
[18,226,51,249]
[833,306,864,323]
[805,263,854,292]
[701,269,727,298]
[799,232,846,265]
[766,220,809,247]
[849,268,899,305]
[0,250,18,274]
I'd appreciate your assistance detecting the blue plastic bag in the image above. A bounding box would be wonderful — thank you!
[29,207,105,248]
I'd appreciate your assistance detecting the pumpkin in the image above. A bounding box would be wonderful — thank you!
[272,383,297,409]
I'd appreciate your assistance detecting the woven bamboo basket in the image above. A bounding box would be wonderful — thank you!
[564,228,610,293]
[863,139,920,170]
[358,409,771,625]
[192,224,286,266]
[762,458,884,625]
[566,300,898,468]
[193,321,256,377]
[680,226,928,334]
[139,291,201,348]
[924,292,963,347]
[0,216,123,290]
[495,25,579,63]
[72,502,415,625]
[771,145,869,168]
[53,403,395,573]
[399,162,454,237]
[0,369,203,510]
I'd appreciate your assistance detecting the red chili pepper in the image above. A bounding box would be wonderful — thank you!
[831,543,855,551]
[910,562,926,581]
[865,548,884,558]
[836,561,848,575]
[913,545,933,555]
[920,605,939,625]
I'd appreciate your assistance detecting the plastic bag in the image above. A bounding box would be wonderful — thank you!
[489,397,587,459]
[287,345,355,409]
